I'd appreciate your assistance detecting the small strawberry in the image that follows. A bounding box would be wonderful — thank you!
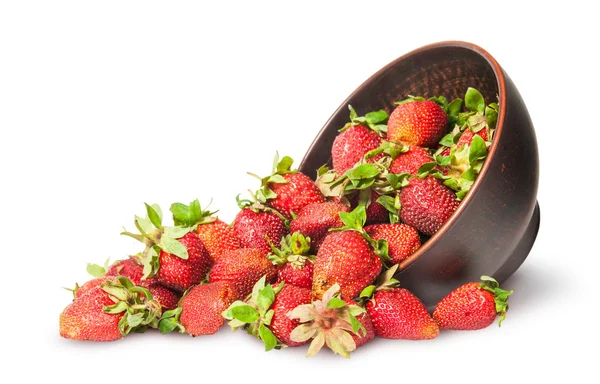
[121,203,212,292]
[159,281,237,336]
[268,232,315,290]
[223,277,312,350]
[209,248,277,299]
[312,206,384,301]
[400,176,460,235]
[387,98,448,148]
[288,283,372,358]
[365,223,421,264]
[439,128,489,157]
[169,199,240,262]
[361,267,439,340]
[351,190,389,225]
[145,283,180,311]
[389,146,433,175]
[433,276,514,330]
[289,202,350,252]
[233,200,288,256]
[60,277,161,342]
[331,105,388,175]
[105,258,145,284]
[249,153,325,220]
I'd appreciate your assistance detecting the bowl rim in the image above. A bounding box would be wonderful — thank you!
[301,41,507,271]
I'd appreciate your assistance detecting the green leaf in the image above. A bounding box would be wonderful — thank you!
[160,237,189,259]
[251,276,267,303]
[326,297,347,309]
[446,98,463,116]
[485,105,498,129]
[436,155,451,167]
[386,173,410,189]
[317,164,330,177]
[348,105,357,121]
[360,285,376,298]
[222,300,246,320]
[338,205,366,231]
[469,135,488,164]
[264,309,275,326]
[257,285,275,317]
[465,87,485,114]
[276,156,294,174]
[365,110,388,125]
[163,226,191,239]
[456,190,468,200]
[159,318,179,334]
[348,163,380,180]
[461,167,477,182]
[259,323,279,351]
[86,263,106,278]
[231,305,259,323]
[416,162,437,176]
[376,195,398,214]
[349,314,364,336]
[145,203,163,229]
[135,216,154,237]
[467,114,487,133]
[267,174,287,184]
[439,133,455,147]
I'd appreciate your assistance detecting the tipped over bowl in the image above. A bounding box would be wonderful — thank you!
[299,41,540,309]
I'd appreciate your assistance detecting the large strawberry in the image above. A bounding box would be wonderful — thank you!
[365,223,421,264]
[387,98,448,148]
[331,105,388,175]
[312,205,384,301]
[433,276,514,330]
[121,203,212,292]
[223,277,312,350]
[289,202,349,252]
[400,176,460,236]
[288,283,372,358]
[361,267,439,340]
[250,153,325,220]
[389,146,433,175]
[159,281,237,336]
[268,232,315,290]
[60,277,161,342]
[209,248,277,299]
[233,196,289,256]
[169,199,240,262]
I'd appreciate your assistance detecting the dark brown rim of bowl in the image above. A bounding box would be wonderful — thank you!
[394,41,506,270]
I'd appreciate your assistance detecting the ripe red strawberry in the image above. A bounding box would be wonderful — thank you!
[400,176,460,235]
[290,202,349,252]
[105,258,145,284]
[358,191,389,225]
[389,146,433,175]
[365,223,421,264]
[366,287,439,340]
[440,128,489,157]
[169,199,240,263]
[159,281,237,336]
[433,276,514,330]
[288,284,373,357]
[60,277,161,342]
[387,99,448,148]
[121,203,213,292]
[209,248,277,299]
[145,283,180,311]
[331,106,387,175]
[233,207,288,256]
[73,278,105,299]
[269,232,315,290]
[224,279,312,350]
[312,206,382,300]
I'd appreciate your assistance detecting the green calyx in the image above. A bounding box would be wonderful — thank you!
[170,199,217,228]
[121,203,193,279]
[222,276,285,351]
[268,232,315,268]
[287,283,367,358]
[86,257,111,278]
[359,264,401,303]
[157,307,185,334]
[340,105,388,135]
[235,192,290,227]
[246,152,297,206]
[365,140,409,161]
[331,206,391,267]
[101,276,162,336]
[479,276,514,326]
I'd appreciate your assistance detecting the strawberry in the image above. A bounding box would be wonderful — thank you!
[233,203,288,256]
[288,283,372,358]
[351,190,389,225]
[400,176,460,235]
[365,223,421,264]
[146,283,180,311]
[268,232,315,290]
[312,206,384,301]
[249,153,325,220]
[169,199,240,263]
[389,146,433,175]
[209,248,277,299]
[387,98,448,148]
[289,202,349,252]
[433,276,514,330]
[223,278,312,350]
[159,281,237,336]
[439,128,488,157]
[60,277,161,342]
[331,106,388,175]
[105,258,145,284]
[121,203,212,292]
[72,278,105,299]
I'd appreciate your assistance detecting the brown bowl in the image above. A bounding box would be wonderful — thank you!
[299,41,540,310]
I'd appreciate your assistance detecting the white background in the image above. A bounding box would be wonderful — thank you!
[1,1,596,382]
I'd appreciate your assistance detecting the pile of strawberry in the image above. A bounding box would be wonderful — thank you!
[60,87,514,357]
